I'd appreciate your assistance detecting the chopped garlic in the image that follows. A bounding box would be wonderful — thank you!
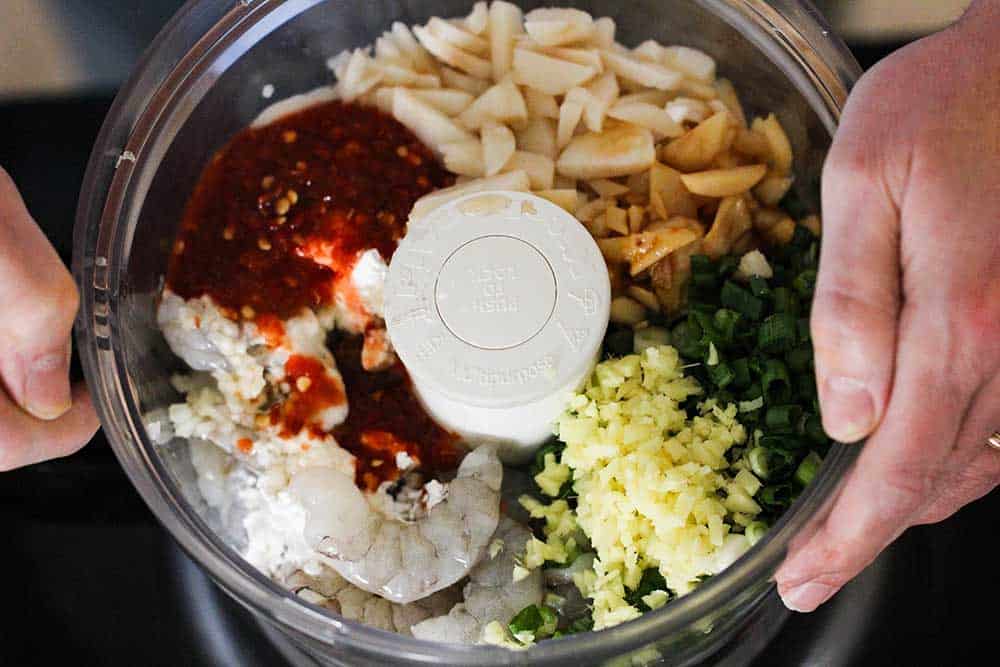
[735,249,773,280]
[512,564,531,582]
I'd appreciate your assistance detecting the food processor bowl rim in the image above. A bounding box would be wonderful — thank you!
[72,0,862,662]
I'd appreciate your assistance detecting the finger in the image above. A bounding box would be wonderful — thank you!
[0,382,99,471]
[811,90,903,444]
[0,167,80,420]
[776,305,968,611]
[915,371,1000,525]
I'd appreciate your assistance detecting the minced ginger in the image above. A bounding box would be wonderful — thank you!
[522,345,761,630]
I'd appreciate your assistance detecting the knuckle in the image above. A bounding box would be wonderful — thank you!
[811,282,895,345]
[876,464,935,522]
[793,537,862,587]
[50,274,81,318]
[954,291,1000,362]
[824,144,878,184]
[19,273,80,336]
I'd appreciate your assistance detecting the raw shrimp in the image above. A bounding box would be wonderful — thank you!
[289,445,503,604]
[410,518,545,644]
[158,291,267,403]
[284,567,462,636]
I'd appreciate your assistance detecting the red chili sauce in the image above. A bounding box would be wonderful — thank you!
[333,336,461,492]
[165,100,459,489]
[166,99,452,320]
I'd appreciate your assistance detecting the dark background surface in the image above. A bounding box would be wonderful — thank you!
[0,23,997,667]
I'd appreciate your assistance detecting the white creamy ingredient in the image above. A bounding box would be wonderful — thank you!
[351,248,389,318]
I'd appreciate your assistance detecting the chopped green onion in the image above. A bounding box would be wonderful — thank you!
[536,605,559,638]
[671,318,705,360]
[792,269,817,298]
[758,313,798,353]
[765,405,803,432]
[713,308,741,344]
[794,451,823,487]
[797,373,817,399]
[715,388,736,405]
[759,434,806,451]
[717,255,740,277]
[802,241,819,269]
[745,520,769,545]
[749,276,771,298]
[565,615,595,635]
[509,605,543,636]
[692,271,719,289]
[747,447,770,479]
[771,287,800,315]
[758,483,796,511]
[748,446,797,481]
[760,359,792,404]
[731,357,751,388]
[721,281,765,320]
[544,593,566,611]
[789,224,814,250]
[785,346,813,373]
[707,361,735,388]
[739,396,764,413]
[797,318,811,341]
[804,414,828,444]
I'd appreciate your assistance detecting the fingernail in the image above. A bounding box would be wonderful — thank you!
[24,350,73,420]
[822,376,875,442]
[781,581,835,612]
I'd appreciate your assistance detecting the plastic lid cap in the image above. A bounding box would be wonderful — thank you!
[385,191,610,410]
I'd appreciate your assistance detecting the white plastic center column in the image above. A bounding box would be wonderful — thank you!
[385,191,610,463]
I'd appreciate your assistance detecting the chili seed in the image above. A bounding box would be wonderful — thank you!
[296,377,312,392]
[275,198,291,215]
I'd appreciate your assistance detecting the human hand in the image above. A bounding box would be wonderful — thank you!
[775,0,1000,612]
[0,167,99,470]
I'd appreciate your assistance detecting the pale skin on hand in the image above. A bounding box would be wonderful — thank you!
[0,167,99,470]
[776,0,1000,612]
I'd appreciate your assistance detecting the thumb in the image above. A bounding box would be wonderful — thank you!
[0,168,79,420]
[812,132,902,443]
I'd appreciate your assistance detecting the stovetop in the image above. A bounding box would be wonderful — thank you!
[2,42,997,666]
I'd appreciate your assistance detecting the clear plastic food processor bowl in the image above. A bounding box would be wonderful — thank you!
[73,1,862,665]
